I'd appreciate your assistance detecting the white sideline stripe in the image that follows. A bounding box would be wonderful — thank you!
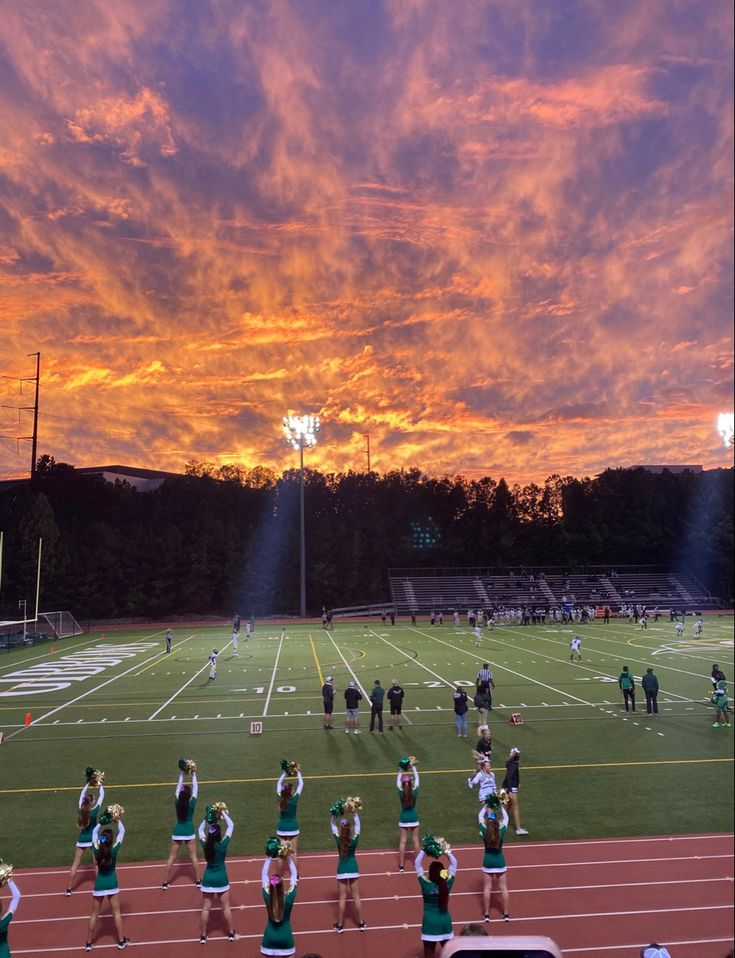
[147,640,232,721]
[324,630,370,698]
[17,875,731,910]
[10,908,732,954]
[262,631,285,718]
[5,643,173,740]
[17,833,733,875]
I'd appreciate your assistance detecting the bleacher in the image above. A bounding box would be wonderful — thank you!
[387,567,723,613]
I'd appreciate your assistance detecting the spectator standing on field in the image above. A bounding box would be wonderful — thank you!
[642,668,659,714]
[619,666,636,712]
[321,676,335,730]
[344,681,363,735]
[387,679,405,730]
[453,685,469,738]
[473,687,491,726]
[369,680,385,734]
[165,628,173,653]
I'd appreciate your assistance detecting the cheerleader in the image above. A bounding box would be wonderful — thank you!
[261,843,298,956]
[198,807,236,942]
[85,814,129,951]
[66,771,105,895]
[502,747,528,835]
[276,763,304,868]
[415,841,458,958]
[468,758,496,803]
[330,810,366,932]
[162,762,199,888]
[479,795,510,921]
[0,866,20,958]
[396,760,420,872]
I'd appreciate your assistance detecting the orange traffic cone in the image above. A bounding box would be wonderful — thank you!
[49,646,55,654]
[25,712,32,726]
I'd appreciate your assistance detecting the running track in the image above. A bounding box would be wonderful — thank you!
[7,834,733,957]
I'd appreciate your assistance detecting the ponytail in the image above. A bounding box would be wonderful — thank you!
[338,820,352,859]
[95,829,114,870]
[428,859,449,913]
[204,824,221,866]
[175,785,191,822]
[279,783,293,813]
[77,798,92,829]
[400,780,414,810]
[483,815,501,851]
[266,879,285,923]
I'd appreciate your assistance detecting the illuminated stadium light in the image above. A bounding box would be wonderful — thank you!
[283,414,320,450]
[716,412,734,447]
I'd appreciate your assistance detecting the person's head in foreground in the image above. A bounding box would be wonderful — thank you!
[459,923,488,936]
[640,945,671,958]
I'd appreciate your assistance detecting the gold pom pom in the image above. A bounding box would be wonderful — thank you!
[0,862,13,887]
[106,803,125,822]
[344,795,362,813]
[435,836,452,856]
[184,759,197,774]
[277,839,293,859]
[89,769,105,787]
[408,755,418,768]
[212,801,228,818]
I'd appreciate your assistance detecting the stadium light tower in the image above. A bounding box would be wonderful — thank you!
[716,412,734,447]
[283,415,320,617]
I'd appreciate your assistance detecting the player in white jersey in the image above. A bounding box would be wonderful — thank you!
[453,610,460,627]
[208,649,218,680]
[231,627,239,655]
[639,615,647,630]
[474,625,482,647]
[570,636,582,662]
[693,619,703,636]
[245,620,252,640]
[675,621,684,636]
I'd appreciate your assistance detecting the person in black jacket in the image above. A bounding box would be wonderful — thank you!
[502,747,528,835]
[322,675,335,729]
[387,679,405,731]
[344,681,363,735]
[453,686,469,738]
[641,668,659,714]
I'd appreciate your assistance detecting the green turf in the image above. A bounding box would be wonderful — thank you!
[0,616,732,868]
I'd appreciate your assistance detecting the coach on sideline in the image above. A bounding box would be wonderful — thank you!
[322,675,335,729]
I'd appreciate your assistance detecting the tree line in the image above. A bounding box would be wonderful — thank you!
[0,455,731,620]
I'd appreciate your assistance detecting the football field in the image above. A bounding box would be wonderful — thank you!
[0,614,732,867]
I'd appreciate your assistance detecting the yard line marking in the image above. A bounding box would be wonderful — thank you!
[4,642,173,740]
[369,628,454,687]
[262,631,285,717]
[148,640,232,721]
[324,630,370,699]
[2,759,731,795]
[130,633,195,675]
[308,632,325,686]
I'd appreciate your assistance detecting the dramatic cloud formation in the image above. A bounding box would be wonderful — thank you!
[0,0,732,482]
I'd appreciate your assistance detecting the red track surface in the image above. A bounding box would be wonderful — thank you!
[6,834,733,957]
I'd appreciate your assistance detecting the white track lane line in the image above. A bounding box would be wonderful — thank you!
[148,639,232,721]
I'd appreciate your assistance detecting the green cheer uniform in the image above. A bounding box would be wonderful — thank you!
[76,783,105,848]
[172,773,198,840]
[0,911,12,958]
[0,883,19,958]
[479,807,508,873]
[331,814,361,880]
[276,771,303,837]
[92,822,125,897]
[396,767,420,828]
[416,848,457,943]
[198,814,234,893]
[261,858,298,956]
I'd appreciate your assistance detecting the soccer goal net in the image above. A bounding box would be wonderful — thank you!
[0,610,83,651]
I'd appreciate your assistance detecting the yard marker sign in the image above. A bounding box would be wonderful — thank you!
[250,721,263,734]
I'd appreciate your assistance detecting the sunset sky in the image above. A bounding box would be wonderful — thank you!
[0,0,732,483]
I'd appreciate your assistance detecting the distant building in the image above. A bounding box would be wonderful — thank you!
[75,464,181,491]
[627,464,703,475]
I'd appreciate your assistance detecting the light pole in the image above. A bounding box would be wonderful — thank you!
[283,415,320,617]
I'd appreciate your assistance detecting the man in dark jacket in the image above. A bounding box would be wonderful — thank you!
[641,667,659,714]
[344,680,363,734]
[387,679,405,731]
[369,679,385,733]
[453,685,469,738]
[321,675,335,729]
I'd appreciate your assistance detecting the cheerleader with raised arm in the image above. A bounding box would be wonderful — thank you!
[478,793,511,922]
[261,838,298,957]
[276,760,304,869]
[198,804,236,942]
[85,804,128,951]
[162,759,199,888]
[329,798,366,933]
[0,862,20,958]
[415,835,458,958]
[66,767,105,896]
[396,757,420,872]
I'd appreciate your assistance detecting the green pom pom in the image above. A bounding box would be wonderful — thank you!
[205,804,217,825]
[178,758,187,772]
[280,759,289,772]
[330,799,346,816]
[265,836,282,858]
[485,793,501,810]
[98,811,112,826]
[398,757,410,771]
[421,833,442,857]
[85,766,96,780]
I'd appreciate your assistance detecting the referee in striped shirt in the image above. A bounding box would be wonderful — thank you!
[476,664,495,709]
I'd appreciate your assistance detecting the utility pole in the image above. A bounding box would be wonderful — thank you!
[364,433,371,472]
[28,352,40,476]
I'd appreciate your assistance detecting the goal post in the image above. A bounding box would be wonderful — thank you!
[0,610,84,652]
